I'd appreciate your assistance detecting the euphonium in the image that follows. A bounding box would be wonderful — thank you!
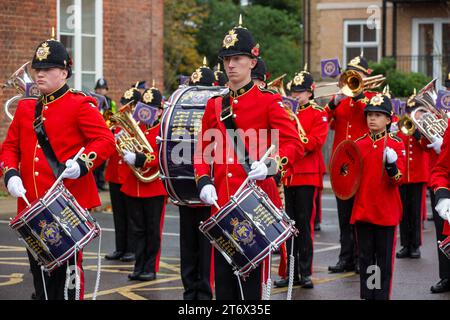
[110,102,160,183]
[2,61,39,121]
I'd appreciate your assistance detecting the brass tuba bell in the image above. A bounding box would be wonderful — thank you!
[1,61,40,121]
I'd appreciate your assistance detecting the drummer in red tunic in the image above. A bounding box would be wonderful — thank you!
[1,37,115,300]
[120,86,168,282]
[350,93,405,300]
[193,18,303,300]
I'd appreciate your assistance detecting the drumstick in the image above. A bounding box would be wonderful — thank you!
[212,199,220,211]
[21,194,31,207]
[47,147,86,195]
[234,144,276,197]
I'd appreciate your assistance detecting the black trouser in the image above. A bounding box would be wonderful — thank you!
[93,161,106,189]
[336,196,357,265]
[179,205,212,300]
[430,188,450,279]
[109,183,134,253]
[28,250,83,300]
[355,222,396,300]
[126,195,165,274]
[399,183,424,248]
[214,248,262,300]
[315,188,322,224]
[284,185,316,277]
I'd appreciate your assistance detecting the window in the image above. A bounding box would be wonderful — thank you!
[57,0,103,91]
[343,20,379,66]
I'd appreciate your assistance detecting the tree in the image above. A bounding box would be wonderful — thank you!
[197,0,302,82]
[164,0,208,93]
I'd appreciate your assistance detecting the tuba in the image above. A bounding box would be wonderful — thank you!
[2,61,40,121]
[399,79,448,141]
[110,102,160,183]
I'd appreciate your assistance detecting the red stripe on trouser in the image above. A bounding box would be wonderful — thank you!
[316,188,323,223]
[388,227,397,300]
[309,187,318,275]
[209,245,215,298]
[77,251,84,300]
[278,242,287,278]
[155,197,167,273]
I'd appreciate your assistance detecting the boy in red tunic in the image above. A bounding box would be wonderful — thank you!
[351,94,406,300]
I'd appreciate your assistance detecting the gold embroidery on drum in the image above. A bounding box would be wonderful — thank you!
[24,236,45,255]
[60,206,81,228]
[253,204,275,226]
[217,236,237,257]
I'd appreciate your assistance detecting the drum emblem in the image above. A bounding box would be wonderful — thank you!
[231,218,255,246]
[39,220,62,247]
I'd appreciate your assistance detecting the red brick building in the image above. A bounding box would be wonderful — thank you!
[0,0,164,141]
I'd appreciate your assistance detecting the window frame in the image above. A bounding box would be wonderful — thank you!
[56,0,103,91]
[343,20,380,66]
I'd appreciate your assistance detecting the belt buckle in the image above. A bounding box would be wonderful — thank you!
[220,106,233,121]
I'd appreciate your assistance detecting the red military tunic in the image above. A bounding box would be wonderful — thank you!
[431,125,450,235]
[194,82,304,213]
[326,91,378,154]
[396,131,430,184]
[1,85,116,213]
[351,131,406,226]
[285,101,328,187]
[104,128,130,185]
[120,122,168,198]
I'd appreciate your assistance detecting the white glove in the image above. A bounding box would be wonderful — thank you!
[248,160,268,181]
[384,147,398,164]
[333,93,346,105]
[435,198,450,222]
[123,151,137,166]
[199,184,218,206]
[7,176,26,198]
[61,159,81,179]
[427,135,443,155]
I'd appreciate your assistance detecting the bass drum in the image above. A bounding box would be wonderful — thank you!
[159,85,227,206]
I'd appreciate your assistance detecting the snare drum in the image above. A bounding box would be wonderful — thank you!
[199,183,297,277]
[159,85,227,206]
[439,235,450,260]
[9,184,101,272]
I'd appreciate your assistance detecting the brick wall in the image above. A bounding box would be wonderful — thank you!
[0,0,164,143]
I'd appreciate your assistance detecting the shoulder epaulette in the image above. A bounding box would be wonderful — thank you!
[389,132,402,142]
[355,133,368,142]
[257,86,277,94]
[310,102,325,112]
[69,88,88,96]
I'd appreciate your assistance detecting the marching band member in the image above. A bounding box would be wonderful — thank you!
[351,94,405,300]
[193,19,303,300]
[326,55,377,273]
[120,86,168,282]
[178,63,215,300]
[214,63,229,87]
[430,122,450,293]
[395,93,430,259]
[251,57,268,88]
[274,68,328,289]
[1,37,115,300]
[103,88,140,263]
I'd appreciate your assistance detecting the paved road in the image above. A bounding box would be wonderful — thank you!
[0,190,449,300]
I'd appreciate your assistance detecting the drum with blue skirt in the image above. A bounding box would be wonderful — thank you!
[159,85,227,206]
[199,183,297,277]
[9,184,101,272]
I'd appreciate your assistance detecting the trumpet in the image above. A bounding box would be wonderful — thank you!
[110,102,160,183]
[314,70,385,99]
[2,61,40,121]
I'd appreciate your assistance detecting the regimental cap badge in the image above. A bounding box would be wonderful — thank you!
[223,29,239,49]
[349,56,361,68]
[190,68,203,84]
[448,72,450,80]
[407,88,417,107]
[370,94,384,106]
[36,42,51,61]
[143,89,154,104]
[124,88,135,100]
[293,73,305,86]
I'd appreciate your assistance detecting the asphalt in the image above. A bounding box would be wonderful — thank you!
[0,180,449,301]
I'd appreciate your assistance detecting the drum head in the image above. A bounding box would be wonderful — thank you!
[329,140,363,200]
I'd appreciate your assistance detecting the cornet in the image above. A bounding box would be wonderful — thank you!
[314,70,385,99]
[1,61,40,121]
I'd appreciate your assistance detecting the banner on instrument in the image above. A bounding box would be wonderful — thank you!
[436,90,450,112]
[282,96,299,113]
[133,101,159,126]
[321,58,341,78]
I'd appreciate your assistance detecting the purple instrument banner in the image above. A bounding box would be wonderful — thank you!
[321,58,341,78]
[179,75,190,86]
[436,90,450,112]
[25,82,40,97]
[133,101,159,126]
[282,96,299,113]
